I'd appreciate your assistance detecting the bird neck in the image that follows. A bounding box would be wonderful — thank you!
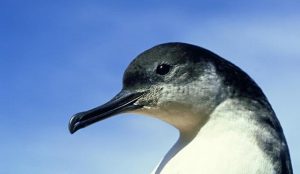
[154,127,200,174]
[155,98,276,174]
[154,111,207,174]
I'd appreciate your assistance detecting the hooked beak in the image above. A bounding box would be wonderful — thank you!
[68,90,145,134]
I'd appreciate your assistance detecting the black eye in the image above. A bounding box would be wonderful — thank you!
[156,64,171,75]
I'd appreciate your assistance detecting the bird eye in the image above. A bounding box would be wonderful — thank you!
[156,64,171,75]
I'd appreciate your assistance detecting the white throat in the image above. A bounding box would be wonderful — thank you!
[153,98,275,174]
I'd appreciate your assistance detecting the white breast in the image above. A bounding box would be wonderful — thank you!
[154,99,275,174]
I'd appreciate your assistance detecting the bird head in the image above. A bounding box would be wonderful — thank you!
[69,42,255,134]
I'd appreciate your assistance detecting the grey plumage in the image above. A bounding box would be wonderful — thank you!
[69,42,293,174]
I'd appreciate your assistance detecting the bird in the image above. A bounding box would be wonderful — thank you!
[68,42,293,174]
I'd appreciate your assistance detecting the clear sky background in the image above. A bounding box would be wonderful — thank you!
[1,0,299,173]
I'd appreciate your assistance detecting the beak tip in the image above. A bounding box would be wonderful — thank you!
[69,129,76,134]
[68,114,79,134]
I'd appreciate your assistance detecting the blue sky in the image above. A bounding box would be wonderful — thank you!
[1,0,299,173]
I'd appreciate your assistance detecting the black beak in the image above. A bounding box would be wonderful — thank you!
[69,90,145,134]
